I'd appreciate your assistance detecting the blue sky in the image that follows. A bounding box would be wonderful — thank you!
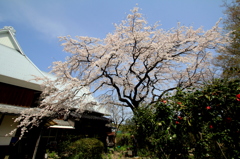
[0,0,231,72]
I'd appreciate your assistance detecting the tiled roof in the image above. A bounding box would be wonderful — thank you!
[0,44,44,91]
[70,111,111,122]
[0,26,109,116]
[0,103,35,115]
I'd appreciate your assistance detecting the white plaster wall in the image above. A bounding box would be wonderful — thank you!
[0,115,18,145]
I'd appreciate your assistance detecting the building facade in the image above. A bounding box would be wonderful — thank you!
[0,27,112,159]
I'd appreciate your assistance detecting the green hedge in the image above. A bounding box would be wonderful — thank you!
[66,138,104,159]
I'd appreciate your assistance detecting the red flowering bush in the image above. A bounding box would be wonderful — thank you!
[206,106,211,109]
[133,79,240,158]
[209,125,213,129]
[236,94,240,101]
[171,79,240,158]
[177,116,183,120]
[162,100,167,103]
[236,94,240,99]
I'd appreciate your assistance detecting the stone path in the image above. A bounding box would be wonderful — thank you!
[104,151,150,159]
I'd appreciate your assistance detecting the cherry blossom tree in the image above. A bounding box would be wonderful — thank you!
[51,7,228,112]
[10,7,230,138]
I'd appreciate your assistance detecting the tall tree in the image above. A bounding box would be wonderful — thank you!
[50,7,228,112]
[12,7,229,137]
[214,0,240,78]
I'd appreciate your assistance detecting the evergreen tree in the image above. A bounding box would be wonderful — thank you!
[215,0,240,78]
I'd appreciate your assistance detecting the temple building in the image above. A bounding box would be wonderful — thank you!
[0,26,112,159]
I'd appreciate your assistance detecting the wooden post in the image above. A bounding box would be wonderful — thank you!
[32,127,43,159]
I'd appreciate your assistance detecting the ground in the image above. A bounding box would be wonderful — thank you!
[103,151,150,159]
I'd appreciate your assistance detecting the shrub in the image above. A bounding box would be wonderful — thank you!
[67,138,104,159]
[115,133,131,147]
[46,150,60,159]
[58,135,81,157]
[133,79,240,158]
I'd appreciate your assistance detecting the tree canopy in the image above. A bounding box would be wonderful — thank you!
[49,7,228,112]
[214,0,240,78]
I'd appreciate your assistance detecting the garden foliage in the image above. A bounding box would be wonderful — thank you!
[133,79,240,158]
[61,138,104,159]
